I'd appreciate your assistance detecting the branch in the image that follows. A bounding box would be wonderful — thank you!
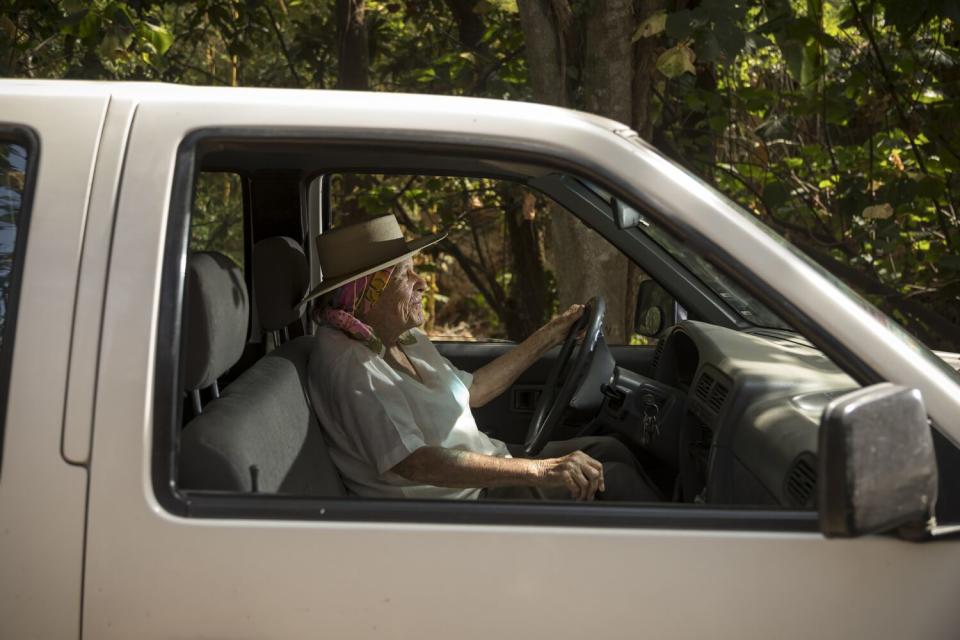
[765,218,960,348]
[264,2,303,87]
[850,0,957,251]
[438,238,506,317]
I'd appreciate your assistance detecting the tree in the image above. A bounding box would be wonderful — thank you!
[4,0,959,349]
[517,0,667,342]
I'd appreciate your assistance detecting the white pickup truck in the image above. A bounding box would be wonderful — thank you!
[1,80,959,639]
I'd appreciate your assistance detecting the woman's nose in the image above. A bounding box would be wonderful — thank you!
[413,273,427,293]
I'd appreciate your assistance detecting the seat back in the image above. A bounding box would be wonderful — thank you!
[180,337,345,495]
[253,236,310,346]
[183,251,249,394]
[179,250,345,496]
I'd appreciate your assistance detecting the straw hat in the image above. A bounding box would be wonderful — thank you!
[300,214,446,305]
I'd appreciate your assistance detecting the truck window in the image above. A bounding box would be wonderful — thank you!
[0,134,36,476]
[190,172,244,268]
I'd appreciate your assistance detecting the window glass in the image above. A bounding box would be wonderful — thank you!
[190,172,244,268]
[0,142,28,352]
[329,174,568,342]
[166,144,861,526]
[580,179,791,332]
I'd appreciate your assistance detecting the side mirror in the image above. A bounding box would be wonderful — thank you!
[819,383,938,538]
[634,279,683,338]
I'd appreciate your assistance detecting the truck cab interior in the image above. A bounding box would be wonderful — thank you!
[168,136,960,524]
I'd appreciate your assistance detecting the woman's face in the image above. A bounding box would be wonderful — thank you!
[367,259,427,332]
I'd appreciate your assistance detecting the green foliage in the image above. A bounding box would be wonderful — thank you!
[330,173,553,340]
[191,173,243,267]
[4,0,958,347]
[649,0,960,348]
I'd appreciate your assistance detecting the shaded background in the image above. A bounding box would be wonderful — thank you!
[3,0,959,349]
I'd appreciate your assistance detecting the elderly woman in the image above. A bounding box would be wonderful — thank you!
[307,215,658,501]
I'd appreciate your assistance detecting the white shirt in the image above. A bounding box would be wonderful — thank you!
[308,327,510,499]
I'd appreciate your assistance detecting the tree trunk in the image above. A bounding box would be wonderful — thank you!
[518,0,665,342]
[502,189,551,340]
[444,0,486,51]
[516,0,568,108]
[336,0,368,90]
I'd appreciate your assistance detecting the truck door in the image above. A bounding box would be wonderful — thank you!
[83,89,960,639]
[0,83,110,639]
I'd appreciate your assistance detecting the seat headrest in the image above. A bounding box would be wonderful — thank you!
[184,251,249,391]
[253,236,309,331]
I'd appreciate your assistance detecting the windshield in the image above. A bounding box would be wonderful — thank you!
[637,216,793,331]
[582,180,792,331]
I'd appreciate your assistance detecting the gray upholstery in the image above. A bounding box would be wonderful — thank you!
[184,252,249,391]
[179,336,346,496]
[253,236,309,332]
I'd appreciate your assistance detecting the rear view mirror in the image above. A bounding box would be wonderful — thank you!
[818,383,938,538]
[634,279,682,338]
[612,197,644,229]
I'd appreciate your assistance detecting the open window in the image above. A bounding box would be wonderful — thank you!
[153,131,903,531]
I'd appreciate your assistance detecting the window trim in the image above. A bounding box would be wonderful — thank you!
[154,127,878,532]
[0,125,40,483]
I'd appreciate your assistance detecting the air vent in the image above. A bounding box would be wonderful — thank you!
[785,454,817,508]
[708,382,729,413]
[651,339,666,370]
[695,372,714,401]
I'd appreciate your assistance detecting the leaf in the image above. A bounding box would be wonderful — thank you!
[695,32,723,63]
[632,10,667,41]
[0,15,15,40]
[763,182,790,208]
[714,16,746,59]
[62,0,88,14]
[780,39,805,81]
[97,33,124,60]
[522,192,537,220]
[940,254,960,271]
[665,10,694,40]
[656,44,696,79]
[489,0,519,12]
[863,203,895,220]
[143,22,174,55]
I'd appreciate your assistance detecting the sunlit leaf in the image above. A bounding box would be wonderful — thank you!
[863,203,895,220]
[143,22,174,55]
[656,44,696,78]
[632,11,667,41]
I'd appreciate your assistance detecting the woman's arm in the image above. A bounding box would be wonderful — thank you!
[467,304,584,408]
[391,445,605,500]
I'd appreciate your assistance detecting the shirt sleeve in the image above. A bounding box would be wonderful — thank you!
[331,350,427,475]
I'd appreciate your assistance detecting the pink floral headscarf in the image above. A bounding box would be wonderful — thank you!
[321,267,396,352]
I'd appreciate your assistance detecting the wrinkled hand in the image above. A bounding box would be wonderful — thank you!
[537,450,605,500]
[542,303,585,348]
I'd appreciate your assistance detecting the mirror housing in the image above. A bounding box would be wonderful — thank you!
[818,383,938,538]
[634,279,682,338]
[613,197,644,229]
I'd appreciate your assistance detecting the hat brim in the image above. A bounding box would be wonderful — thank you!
[298,230,447,307]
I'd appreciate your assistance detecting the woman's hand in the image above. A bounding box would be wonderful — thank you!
[541,303,586,348]
[536,450,605,500]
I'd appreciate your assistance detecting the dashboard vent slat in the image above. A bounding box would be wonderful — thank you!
[785,454,818,508]
[708,382,729,413]
[651,339,666,370]
[695,372,714,402]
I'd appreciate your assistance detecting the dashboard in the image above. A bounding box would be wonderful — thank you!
[601,320,856,507]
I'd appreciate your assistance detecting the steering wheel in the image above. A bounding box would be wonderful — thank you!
[524,296,606,455]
